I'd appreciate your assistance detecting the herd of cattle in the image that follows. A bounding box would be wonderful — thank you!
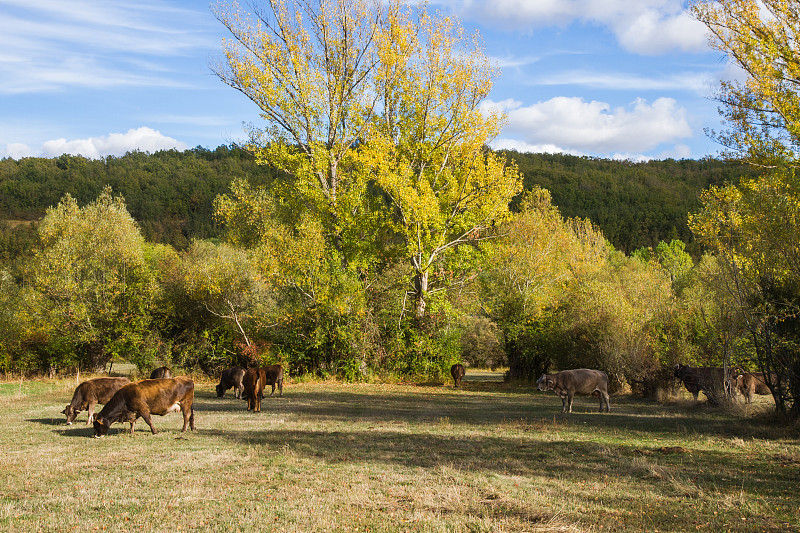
[62,364,284,437]
[60,362,774,436]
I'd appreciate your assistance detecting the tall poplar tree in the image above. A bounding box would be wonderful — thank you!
[692,0,800,166]
[212,0,521,320]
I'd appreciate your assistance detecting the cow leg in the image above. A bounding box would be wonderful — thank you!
[140,412,157,434]
[86,401,96,425]
[600,392,610,412]
[560,394,568,413]
[270,383,275,396]
[567,393,574,413]
[278,381,283,397]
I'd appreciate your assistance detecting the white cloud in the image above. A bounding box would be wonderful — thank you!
[2,143,34,159]
[485,96,693,155]
[37,127,187,159]
[437,0,709,55]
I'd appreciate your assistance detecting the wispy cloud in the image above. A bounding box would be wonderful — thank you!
[0,0,215,94]
[434,0,709,55]
[536,70,718,95]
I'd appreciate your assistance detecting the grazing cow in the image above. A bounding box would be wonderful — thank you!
[451,363,466,388]
[536,369,611,413]
[262,364,284,397]
[735,372,773,404]
[216,366,246,398]
[93,377,195,437]
[241,368,267,412]
[62,377,131,425]
[149,366,172,379]
[673,363,729,403]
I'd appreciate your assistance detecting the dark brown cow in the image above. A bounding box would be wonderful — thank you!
[536,369,610,413]
[93,377,195,437]
[451,363,466,388]
[149,366,172,379]
[62,377,131,425]
[241,368,266,412]
[216,366,246,398]
[673,363,729,402]
[262,365,284,397]
[735,372,773,404]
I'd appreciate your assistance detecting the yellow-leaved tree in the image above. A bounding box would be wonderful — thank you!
[692,0,800,166]
[212,0,393,266]
[212,0,521,320]
[691,0,800,415]
[362,6,522,319]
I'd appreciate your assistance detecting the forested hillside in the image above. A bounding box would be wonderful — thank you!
[0,147,758,259]
[503,151,761,253]
[0,146,277,258]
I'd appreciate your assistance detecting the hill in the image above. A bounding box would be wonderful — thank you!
[0,147,761,261]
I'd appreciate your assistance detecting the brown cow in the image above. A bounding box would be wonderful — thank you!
[149,366,172,379]
[537,369,610,413]
[451,363,466,388]
[735,372,773,404]
[216,366,246,398]
[241,368,266,412]
[62,377,131,425]
[673,363,729,403]
[93,377,195,437]
[262,365,284,397]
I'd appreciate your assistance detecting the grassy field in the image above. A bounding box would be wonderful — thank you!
[0,372,798,532]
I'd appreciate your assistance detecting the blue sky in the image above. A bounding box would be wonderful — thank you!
[0,0,736,161]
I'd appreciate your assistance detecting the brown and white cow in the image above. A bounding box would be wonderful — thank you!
[62,377,131,425]
[93,377,195,437]
[241,367,267,412]
[537,369,610,413]
[216,366,246,398]
[673,363,729,403]
[735,372,773,404]
[149,366,172,379]
[451,363,466,388]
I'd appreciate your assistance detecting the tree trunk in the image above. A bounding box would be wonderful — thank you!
[414,268,428,320]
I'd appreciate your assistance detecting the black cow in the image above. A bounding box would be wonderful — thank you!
[673,363,729,403]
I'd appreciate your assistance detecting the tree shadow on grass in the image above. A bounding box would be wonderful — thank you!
[206,424,798,525]
[191,385,794,441]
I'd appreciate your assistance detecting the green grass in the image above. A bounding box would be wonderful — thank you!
[0,373,798,532]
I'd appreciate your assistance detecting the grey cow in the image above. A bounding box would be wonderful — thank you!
[537,369,611,413]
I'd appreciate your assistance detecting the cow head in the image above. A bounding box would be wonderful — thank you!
[62,405,78,425]
[215,383,225,397]
[673,363,688,378]
[536,374,553,391]
[93,416,111,438]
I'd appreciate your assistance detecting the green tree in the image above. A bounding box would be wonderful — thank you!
[480,188,607,380]
[30,188,158,371]
[690,170,800,415]
[180,240,275,348]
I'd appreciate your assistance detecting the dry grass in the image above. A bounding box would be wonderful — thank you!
[0,374,798,532]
